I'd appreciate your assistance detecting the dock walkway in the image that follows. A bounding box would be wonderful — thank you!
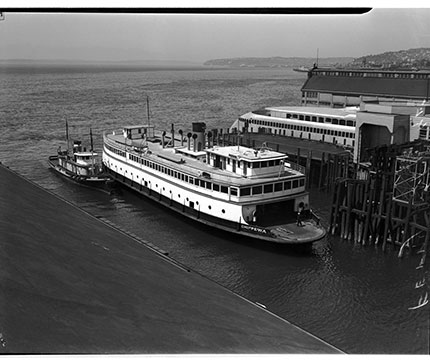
[0,163,342,354]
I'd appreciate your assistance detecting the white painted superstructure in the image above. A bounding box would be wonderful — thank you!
[102,124,326,244]
[232,106,358,149]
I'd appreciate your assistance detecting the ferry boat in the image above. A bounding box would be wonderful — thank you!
[49,126,112,189]
[102,123,326,245]
[232,105,358,149]
[232,102,430,155]
[293,66,310,73]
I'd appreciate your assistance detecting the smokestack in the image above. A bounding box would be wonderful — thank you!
[179,129,184,146]
[192,122,206,151]
[162,131,166,148]
[192,133,197,152]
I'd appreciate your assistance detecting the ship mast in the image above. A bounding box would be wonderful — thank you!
[146,95,150,128]
[90,127,95,175]
[66,119,70,156]
[316,48,319,68]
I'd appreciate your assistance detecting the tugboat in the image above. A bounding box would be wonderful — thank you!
[49,122,112,190]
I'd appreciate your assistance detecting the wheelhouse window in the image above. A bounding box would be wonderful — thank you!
[252,186,262,195]
[263,184,273,193]
[274,182,283,192]
[240,187,251,196]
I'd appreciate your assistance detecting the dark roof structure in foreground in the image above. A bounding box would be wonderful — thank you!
[0,163,342,354]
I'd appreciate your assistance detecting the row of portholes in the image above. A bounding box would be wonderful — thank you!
[119,166,228,216]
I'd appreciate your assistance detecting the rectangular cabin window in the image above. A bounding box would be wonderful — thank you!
[213,183,220,192]
[274,182,283,192]
[264,184,273,193]
[252,186,262,195]
[284,181,291,190]
[240,187,251,196]
[305,115,310,121]
[184,175,189,182]
[206,182,211,190]
[299,115,304,120]
[189,177,194,185]
[299,178,305,187]
[318,117,324,123]
[221,186,228,194]
[253,162,260,168]
[261,161,268,168]
[332,118,339,125]
[268,160,274,167]
[325,118,332,123]
[230,188,238,196]
[200,180,206,188]
[293,179,299,188]
[195,179,199,186]
[312,116,317,121]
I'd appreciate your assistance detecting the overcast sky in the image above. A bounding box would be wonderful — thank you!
[1,8,430,63]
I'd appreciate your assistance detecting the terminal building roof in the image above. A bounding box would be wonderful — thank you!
[301,68,430,100]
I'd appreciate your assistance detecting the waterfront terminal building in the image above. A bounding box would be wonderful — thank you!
[301,67,430,107]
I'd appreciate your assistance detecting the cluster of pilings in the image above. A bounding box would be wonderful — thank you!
[328,140,430,252]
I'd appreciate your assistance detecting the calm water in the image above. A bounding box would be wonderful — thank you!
[0,64,428,354]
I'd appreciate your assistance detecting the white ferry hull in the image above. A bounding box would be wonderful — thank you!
[102,143,326,245]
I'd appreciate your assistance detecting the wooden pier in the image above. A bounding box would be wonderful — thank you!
[328,140,430,253]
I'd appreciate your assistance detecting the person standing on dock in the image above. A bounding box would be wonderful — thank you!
[297,203,304,227]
